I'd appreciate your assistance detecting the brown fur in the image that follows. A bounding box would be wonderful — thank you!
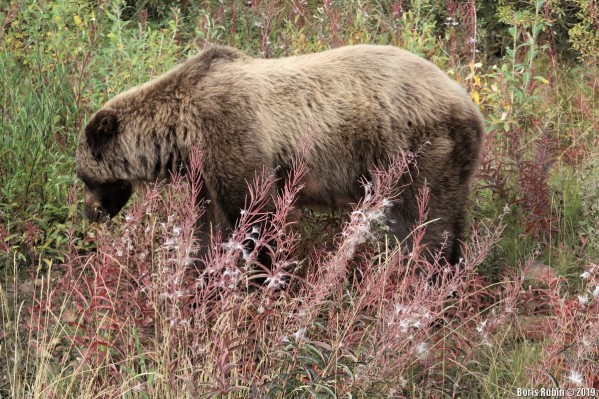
[76,45,484,263]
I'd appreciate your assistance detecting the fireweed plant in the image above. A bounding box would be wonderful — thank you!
[18,145,598,397]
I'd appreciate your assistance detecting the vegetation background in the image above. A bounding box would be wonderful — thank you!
[0,0,597,397]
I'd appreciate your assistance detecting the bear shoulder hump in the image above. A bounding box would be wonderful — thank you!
[179,46,249,81]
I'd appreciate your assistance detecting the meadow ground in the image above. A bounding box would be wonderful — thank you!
[1,1,598,397]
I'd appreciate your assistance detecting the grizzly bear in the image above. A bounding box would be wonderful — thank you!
[76,45,484,264]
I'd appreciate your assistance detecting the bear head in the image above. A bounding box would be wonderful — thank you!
[76,108,134,222]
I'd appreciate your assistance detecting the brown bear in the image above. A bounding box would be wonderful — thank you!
[76,45,484,264]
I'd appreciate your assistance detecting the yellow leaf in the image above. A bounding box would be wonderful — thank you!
[73,14,82,26]
[471,91,480,104]
[473,75,481,86]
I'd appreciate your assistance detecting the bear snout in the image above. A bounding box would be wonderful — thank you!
[83,203,111,223]
[81,181,132,222]
[83,188,110,223]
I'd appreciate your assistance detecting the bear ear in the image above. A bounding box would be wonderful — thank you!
[85,109,119,161]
